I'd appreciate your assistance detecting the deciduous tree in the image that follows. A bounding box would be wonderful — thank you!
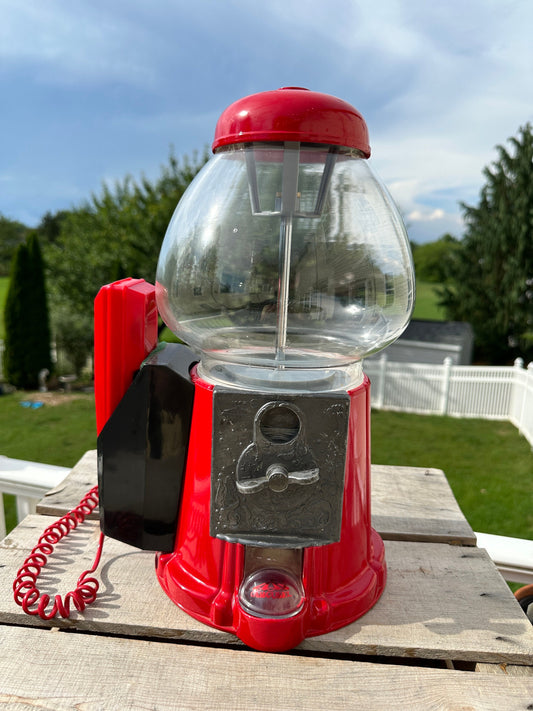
[45,149,207,368]
[412,234,460,283]
[46,150,207,317]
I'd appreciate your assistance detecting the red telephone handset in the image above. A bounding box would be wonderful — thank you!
[94,278,158,435]
[13,279,158,619]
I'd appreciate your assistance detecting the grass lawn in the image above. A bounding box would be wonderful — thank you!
[1,391,96,532]
[0,392,96,465]
[412,280,447,321]
[372,409,533,541]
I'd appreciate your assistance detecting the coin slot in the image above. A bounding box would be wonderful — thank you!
[259,405,300,444]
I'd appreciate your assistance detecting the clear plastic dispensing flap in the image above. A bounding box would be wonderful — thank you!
[156,143,415,393]
[238,547,305,619]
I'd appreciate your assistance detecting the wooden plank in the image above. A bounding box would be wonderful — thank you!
[476,663,533,676]
[371,464,476,545]
[2,515,532,665]
[0,626,532,711]
[36,450,476,545]
[36,450,98,519]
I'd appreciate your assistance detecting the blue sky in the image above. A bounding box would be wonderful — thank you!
[1,0,532,243]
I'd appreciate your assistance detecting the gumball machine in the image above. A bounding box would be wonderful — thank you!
[95,87,415,652]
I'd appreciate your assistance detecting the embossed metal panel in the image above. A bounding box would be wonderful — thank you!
[211,389,349,547]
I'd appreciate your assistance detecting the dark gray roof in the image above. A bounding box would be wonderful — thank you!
[401,320,473,345]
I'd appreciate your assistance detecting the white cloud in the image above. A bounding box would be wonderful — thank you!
[408,208,445,222]
[1,0,531,239]
[257,0,532,244]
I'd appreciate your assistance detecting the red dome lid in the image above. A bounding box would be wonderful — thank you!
[212,87,370,157]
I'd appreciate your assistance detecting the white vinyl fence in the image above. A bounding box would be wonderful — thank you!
[364,355,533,447]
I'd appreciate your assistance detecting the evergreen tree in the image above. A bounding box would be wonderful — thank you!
[440,124,533,363]
[3,235,52,388]
[0,214,29,276]
[4,242,32,387]
[26,234,53,377]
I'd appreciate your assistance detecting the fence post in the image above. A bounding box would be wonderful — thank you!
[0,494,5,541]
[513,358,525,435]
[440,357,453,415]
[375,353,387,409]
[520,361,533,451]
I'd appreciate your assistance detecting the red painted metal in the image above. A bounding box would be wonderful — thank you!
[156,373,386,652]
[94,278,158,434]
[212,87,371,156]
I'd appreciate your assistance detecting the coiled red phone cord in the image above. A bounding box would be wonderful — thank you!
[12,486,104,620]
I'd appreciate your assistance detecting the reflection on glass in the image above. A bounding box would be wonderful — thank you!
[156,144,414,391]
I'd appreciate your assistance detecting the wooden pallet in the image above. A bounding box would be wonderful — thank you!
[0,625,532,711]
[1,452,531,710]
[36,450,477,545]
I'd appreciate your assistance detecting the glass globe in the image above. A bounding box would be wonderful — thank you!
[156,143,414,392]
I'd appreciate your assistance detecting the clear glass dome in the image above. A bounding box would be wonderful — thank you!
[156,144,414,391]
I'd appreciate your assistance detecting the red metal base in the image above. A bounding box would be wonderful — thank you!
[156,374,386,652]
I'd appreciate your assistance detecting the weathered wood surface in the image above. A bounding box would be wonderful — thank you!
[476,663,533,676]
[36,450,476,545]
[371,463,476,545]
[37,450,98,519]
[2,515,532,665]
[0,625,532,711]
